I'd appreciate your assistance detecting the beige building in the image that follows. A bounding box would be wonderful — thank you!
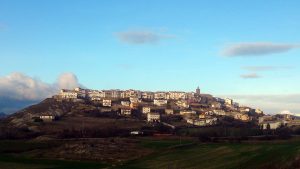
[142,107,151,114]
[39,115,55,121]
[147,113,161,122]
[103,99,112,107]
[120,108,131,116]
[59,89,78,99]
[165,109,174,115]
[154,99,168,106]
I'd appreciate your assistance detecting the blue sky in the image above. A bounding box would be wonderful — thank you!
[0,0,300,114]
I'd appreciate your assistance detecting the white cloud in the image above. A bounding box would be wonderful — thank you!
[240,73,261,79]
[0,72,82,113]
[115,30,174,44]
[242,66,293,71]
[222,42,300,57]
[221,94,300,114]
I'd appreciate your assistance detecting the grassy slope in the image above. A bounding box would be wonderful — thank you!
[1,138,300,169]
[0,140,109,169]
[117,139,300,169]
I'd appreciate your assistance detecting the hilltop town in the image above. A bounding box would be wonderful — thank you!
[34,86,297,131]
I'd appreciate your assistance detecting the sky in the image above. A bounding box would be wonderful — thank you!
[0,0,300,114]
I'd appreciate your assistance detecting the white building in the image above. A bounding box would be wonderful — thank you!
[121,101,130,106]
[87,90,104,101]
[154,99,168,106]
[261,121,283,130]
[176,100,189,109]
[180,110,197,115]
[130,97,140,103]
[120,109,131,116]
[154,92,167,100]
[141,92,154,100]
[59,89,78,99]
[147,113,161,122]
[103,99,112,107]
[165,109,174,115]
[39,115,55,121]
[142,107,151,114]
[225,98,233,105]
[168,92,187,100]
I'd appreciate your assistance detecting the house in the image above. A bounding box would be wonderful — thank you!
[87,90,103,101]
[255,109,263,114]
[39,115,55,121]
[102,99,112,107]
[213,110,226,116]
[225,98,233,105]
[186,119,206,126]
[130,131,143,135]
[176,100,189,109]
[261,121,283,130]
[59,89,78,99]
[121,101,130,106]
[142,107,151,114]
[147,113,160,122]
[234,113,250,121]
[180,110,197,115]
[168,91,187,100]
[141,92,154,100]
[154,92,167,99]
[165,109,174,115]
[120,108,131,116]
[154,99,168,106]
[130,97,140,103]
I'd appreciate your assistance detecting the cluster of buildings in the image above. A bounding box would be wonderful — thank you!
[53,87,264,126]
[258,112,300,130]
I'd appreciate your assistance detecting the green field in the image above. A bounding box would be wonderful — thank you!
[0,138,300,169]
[117,138,300,169]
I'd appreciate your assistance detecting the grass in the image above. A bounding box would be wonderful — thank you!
[1,138,300,169]
[0,140,109,169]
[116,138,300,169]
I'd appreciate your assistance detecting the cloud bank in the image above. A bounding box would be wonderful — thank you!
[222,42,300,57]
[223,94,300,114]
[0,72,81,114]
[240,73,261,79]
[242,66,292,71]
[116,30,174,44]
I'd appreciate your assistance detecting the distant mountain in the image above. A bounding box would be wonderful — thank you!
[0,97,38,115]
[0,112,7,118]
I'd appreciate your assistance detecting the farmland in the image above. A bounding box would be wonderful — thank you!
[1,137,300,169]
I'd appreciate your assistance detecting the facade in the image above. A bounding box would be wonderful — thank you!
[225,98,233,105]
[154,92,167,100]
[234,113,250,121]
[142,107,151,114]
[176,100,189,108]
[165,109,174,115]
[168,91,187,100]
[261,121,283,130]
[153,99,168,106]
[141,92,154,100]
[147,113,161,122]
[121,101,130,106]
[120,108,131,116]
[102,99,112,107]
[39,115,55,121]
[180,110,197,115]
[59,89,78,99]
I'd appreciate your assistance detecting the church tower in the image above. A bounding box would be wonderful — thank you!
[196,86,200,95]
